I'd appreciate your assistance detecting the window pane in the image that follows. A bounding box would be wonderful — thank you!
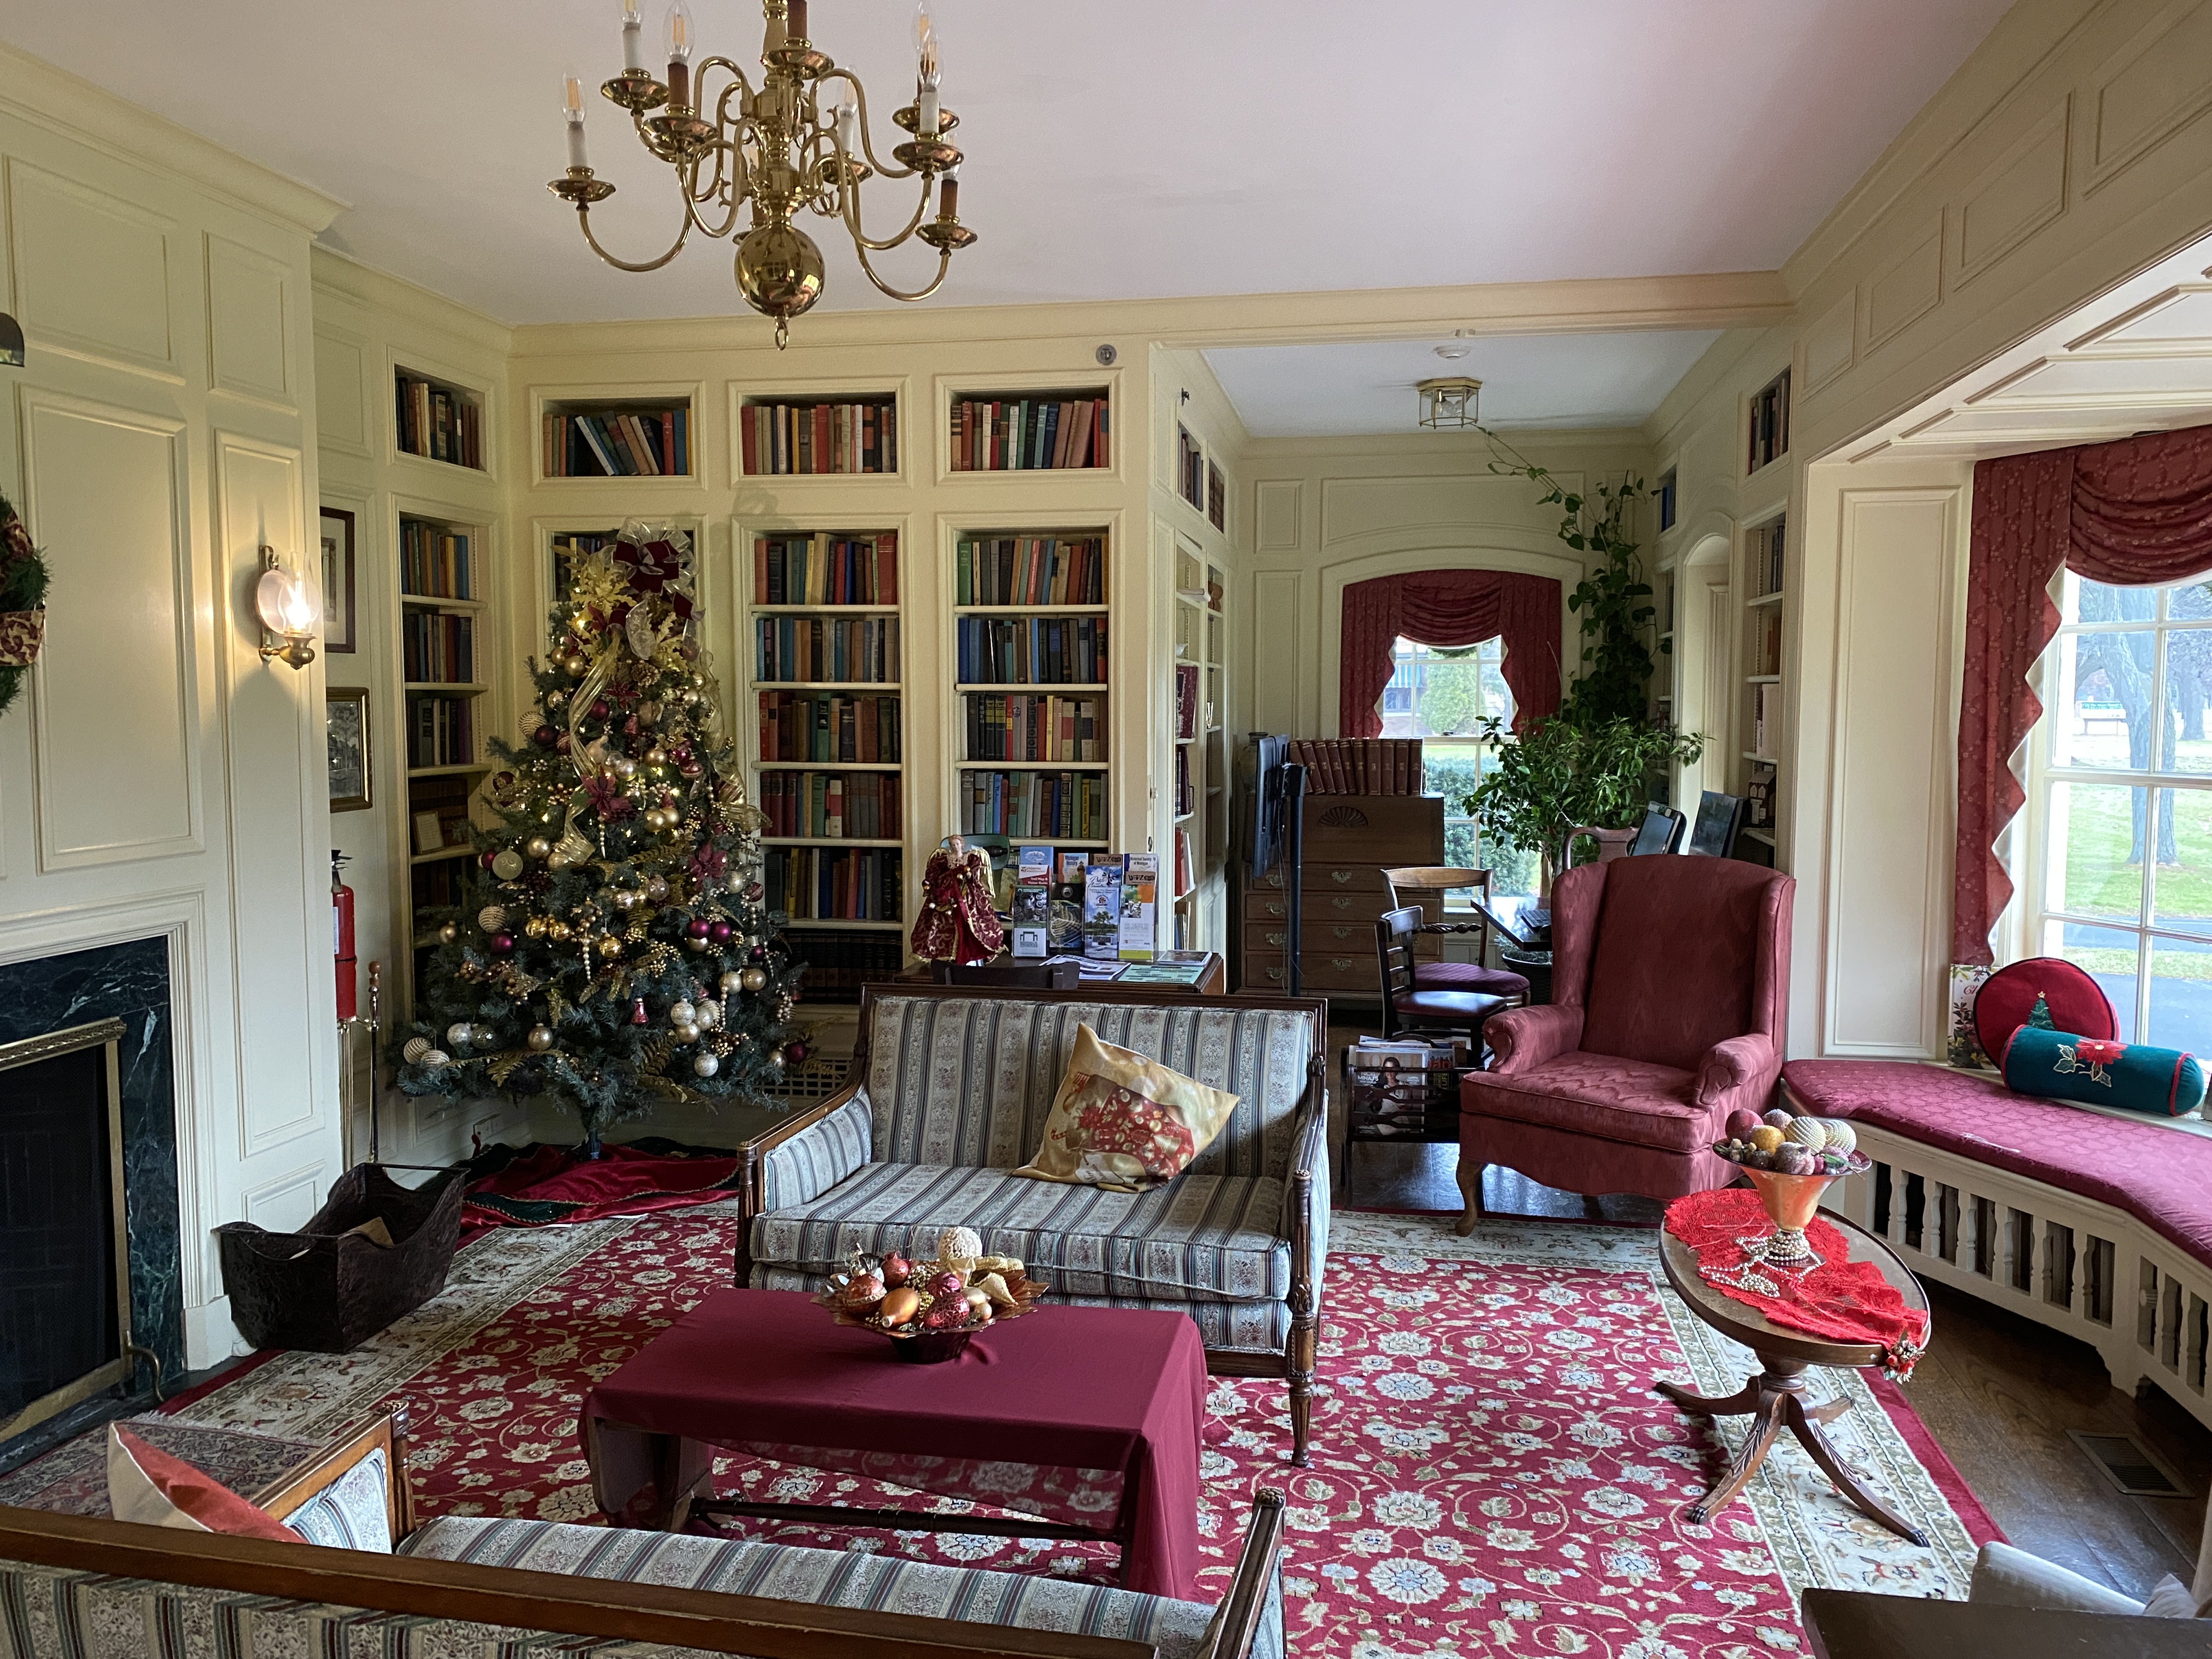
[2051,629,2156,770]
[2065,574,2158,628]
[2046,781,2148,922]
[2042,918,2140,1040]
[2151,789,2212,940]
[2159,627,2212,775]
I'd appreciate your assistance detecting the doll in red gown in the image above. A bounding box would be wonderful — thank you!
[910,836,1005,964]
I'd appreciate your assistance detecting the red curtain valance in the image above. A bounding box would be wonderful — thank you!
[1338,568,1562,738]
[1954,422,2212,964]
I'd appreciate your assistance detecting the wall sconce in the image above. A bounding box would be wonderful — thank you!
[255,546,320,669]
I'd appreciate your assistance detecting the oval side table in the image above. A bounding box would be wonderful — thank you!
[1657,1210,1931,1545]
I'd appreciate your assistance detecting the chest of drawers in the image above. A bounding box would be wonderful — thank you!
[1235,794,1443,998]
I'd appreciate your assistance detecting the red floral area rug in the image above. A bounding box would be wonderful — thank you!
[168,1207,1993,1654]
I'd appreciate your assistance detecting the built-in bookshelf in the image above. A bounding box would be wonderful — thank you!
[398,508,496,1006]
[1170,546,1228,947]
[1176,426,1204,512]
[1738,510,1787,860]
[748,526,906,1000]
[546,527,617,606]
[946,388,1110,472]
[1747,369,1791,475]
[953,527,1111,854]
[739,394,899,477]
[540,396,694,480]
[394,367,486,471]
[1656,467,1678,533]
[1654,562,1678,731]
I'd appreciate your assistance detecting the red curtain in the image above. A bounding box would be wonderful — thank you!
[1954,424,2212,964]
[1339,569,1562,738]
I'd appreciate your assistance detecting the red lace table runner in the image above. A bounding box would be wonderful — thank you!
[1664,1188,1930,1380]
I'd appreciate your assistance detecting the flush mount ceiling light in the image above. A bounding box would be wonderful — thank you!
[255,546,320,669]
[1418,377,1482,430]
[549,0,977,348]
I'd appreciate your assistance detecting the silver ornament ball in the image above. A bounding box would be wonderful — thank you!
[526,1025,554,1052]
[669,1000,697,1024]
[673,1020,701,1042]
[692,1051,721,1078]
[445,1023,475,1049]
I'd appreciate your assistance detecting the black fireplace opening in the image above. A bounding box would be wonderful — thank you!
[0,1020,133,1444]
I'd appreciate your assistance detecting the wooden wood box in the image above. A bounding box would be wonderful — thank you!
[1235,794,1443,998]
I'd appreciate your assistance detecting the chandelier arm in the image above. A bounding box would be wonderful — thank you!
[849,238,953,304]
[576,196,695,273]
[821,69,920,180]
[840,176,934,253]
[695,56,757,112]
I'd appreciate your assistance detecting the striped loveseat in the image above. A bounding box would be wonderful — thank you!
[742,985,1330,1465]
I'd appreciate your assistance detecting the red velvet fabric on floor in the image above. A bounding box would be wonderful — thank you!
[585,1289,1207,1600]
[462,1139,744,1232]
[1784,1058,2212,1272]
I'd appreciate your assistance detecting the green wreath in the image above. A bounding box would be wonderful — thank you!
[0,490,49,717]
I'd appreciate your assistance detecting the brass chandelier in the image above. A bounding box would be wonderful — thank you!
[551,0,975,346]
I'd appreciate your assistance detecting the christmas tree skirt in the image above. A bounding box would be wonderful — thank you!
[462,1137,744,1230]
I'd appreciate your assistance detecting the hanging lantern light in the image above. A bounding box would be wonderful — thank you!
[1417,377,1482,430]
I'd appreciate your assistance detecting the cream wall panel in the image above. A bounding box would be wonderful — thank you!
[1255,480,1301,551]
[1250,570,1302,735]
[1861,218,1945,356]
[205,235,293,408]
[19,390,199,869]
[1800,295,1855,399]
[312,331,369,458]
[2086,0,2212,191]
[213,435,324,1153]
[1822,488,1960,1056]
[1954,100,2071,289]
[4,159,176,379]
[240,1161,326,1234]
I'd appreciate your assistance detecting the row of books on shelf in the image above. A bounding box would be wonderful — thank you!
[1175,745,1193,815]
[407,696,475,770]
[549,532,613,601]
[1174,663,1207,741]
[1288,738,1424,796]
[1750,608,1783,678]
[1748,372,1791,473]
[399,521,475,601]
[758,770,902,840]
[396,374,483,470]
[954,534,1107,608]
[948,397,1109,472]
[963,692,1102,763]
[955,616,1107,685]
[782,926,903,997]
[1751,682,1781,759]
[543,408,691,478]
[757,691,902,764]
[1749,513,1787,598]
[1174,827,1193,901]
[1176,428,1203,510]
[741,399,897,476]
[958,770,1109,841]
[754,616,900,685]
[753,532,899,606]
[763,846,902,922]
[402,611,474,684]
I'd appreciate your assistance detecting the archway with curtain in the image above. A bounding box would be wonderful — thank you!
[1338,568,1563,739]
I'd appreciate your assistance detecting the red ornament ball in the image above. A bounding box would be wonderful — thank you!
[686,918,712,940]
[708,921,733,945]
[785,1040,810,1064]
[930,1270,964,1299]
[590,700,610,721]
[532,725,558,748]
[923,1304,966,1330]
[489,932,515,955]
[881,1252,912,1287]
[479,851,497,870]
[749,944,768,963]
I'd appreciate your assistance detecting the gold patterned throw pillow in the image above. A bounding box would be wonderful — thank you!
[1013,1023,1240,1193]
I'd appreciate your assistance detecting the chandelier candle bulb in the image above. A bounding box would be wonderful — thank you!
[915,1,941,135]
[562,74,589,170]
[664,0,694,106]
[834,86,858,154]
[939,165,959,218]
[622,0,645,71]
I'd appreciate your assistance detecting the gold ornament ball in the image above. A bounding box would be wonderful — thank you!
[491,849,525,881]
[547,851,572,873]
[673,1020,700,1042]
[740,967,768,993]
[525,836,553,861]
[563,654,588,676]
[527,1025,555,1052]
[437,921,459,945]
[612,889,638,912]
[719,970,744,995]
[402,1036,431,1063]
[595,933,624,958]
[612,757,637,780]
[685,935,709,953]
[645,877,669,902]
[477,905,508,933]
[646,748,669,766]
[735,221,827,322]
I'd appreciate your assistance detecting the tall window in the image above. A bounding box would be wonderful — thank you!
[2037,572,2212,1047]
[1377,637,1532,896]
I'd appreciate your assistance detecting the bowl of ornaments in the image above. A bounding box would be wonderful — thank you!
[1711,1105,1869,1268]
[817,1226,1047,1363]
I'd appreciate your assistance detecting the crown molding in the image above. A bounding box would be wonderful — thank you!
[507,270,1793,359]
[310,246,514,359]
[0,40,346,236]
[1243,426,1653,464]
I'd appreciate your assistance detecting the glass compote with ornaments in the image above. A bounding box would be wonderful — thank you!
[1709,1105,1870,1274]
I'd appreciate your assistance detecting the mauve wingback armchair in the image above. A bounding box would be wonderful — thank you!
[1455,855,1793,1230]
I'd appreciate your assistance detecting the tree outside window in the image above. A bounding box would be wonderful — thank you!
[1378,636,1534,896]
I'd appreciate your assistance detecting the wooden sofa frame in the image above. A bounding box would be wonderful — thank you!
[0,1485,1289,1659]
[732,983,1333,1466]
[252,1407,416,1540]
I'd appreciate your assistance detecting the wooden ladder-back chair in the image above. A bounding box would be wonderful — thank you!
[1381,867,1531,1008]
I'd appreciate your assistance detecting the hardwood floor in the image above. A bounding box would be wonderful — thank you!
[1323,1020,2209,1599]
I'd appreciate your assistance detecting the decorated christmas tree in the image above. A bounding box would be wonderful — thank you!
[394,521,801,1152]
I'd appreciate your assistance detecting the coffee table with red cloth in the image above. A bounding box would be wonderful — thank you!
[582,1288,1207,1600]
[1656,1193,1933,1544]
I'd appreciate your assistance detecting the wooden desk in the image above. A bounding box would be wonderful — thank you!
[1802,1588,2193,1657]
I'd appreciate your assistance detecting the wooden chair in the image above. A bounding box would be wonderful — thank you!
[1380,867,1531,1007]
[1376,907,1512,1046]
[1563,826,1637,864]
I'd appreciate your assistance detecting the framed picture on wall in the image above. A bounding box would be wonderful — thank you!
[326,686,372,812]
[320,506,357,654]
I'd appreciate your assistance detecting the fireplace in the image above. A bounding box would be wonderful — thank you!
[0,1018,138,1443]
[0,938,183,1463]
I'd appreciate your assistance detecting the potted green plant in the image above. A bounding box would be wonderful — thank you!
[1464,714,1707,895]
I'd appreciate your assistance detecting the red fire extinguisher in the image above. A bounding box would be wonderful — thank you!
[332,849,358,1023]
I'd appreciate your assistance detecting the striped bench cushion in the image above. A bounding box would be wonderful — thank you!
[864,997,1314,1181]
[279,1444,392,1552]
[752,1161,1291,1301]
[751,1266,1292,1352]
[400,1517,1249,1659]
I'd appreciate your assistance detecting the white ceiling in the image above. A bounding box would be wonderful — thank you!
[0,1,2012,326]
[1205,332,1725,437]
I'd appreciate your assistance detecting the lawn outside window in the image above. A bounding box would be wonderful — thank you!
[2033,570,2212,1049]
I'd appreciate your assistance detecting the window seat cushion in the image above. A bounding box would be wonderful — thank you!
[1782,1058,2212,1273]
